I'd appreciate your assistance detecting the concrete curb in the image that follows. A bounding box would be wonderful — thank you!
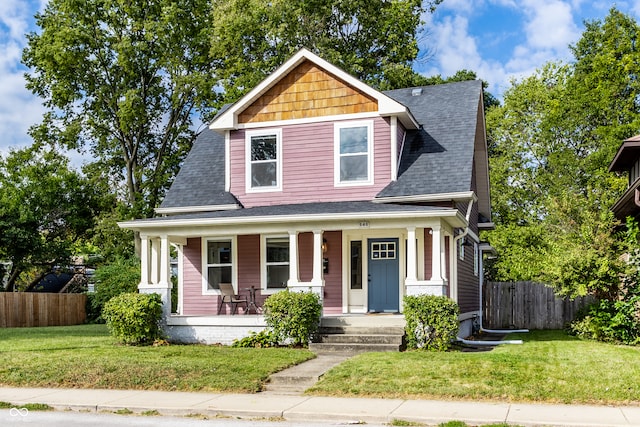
[1,387,640,426]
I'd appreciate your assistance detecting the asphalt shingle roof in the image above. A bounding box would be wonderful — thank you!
[378,80,482,198]
[159,80,482,210]
[159,127,239,209]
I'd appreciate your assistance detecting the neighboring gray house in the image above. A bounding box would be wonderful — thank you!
[120,49,493,344]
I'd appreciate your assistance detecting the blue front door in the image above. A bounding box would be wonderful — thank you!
[368,238,400,312]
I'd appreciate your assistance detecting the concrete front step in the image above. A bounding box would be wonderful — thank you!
[309,342,402,353]
[319,326,406,335]
[318,333,404,345]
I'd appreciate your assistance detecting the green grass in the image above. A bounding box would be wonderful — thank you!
[0,324,313,393]
[308,330,640,405]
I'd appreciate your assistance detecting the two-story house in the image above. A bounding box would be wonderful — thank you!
[120,49,493,344]
[610,134,640,223]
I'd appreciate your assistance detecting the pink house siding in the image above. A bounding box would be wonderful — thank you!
[182,237,217,315]
[321,230,343,314]
[230,117,392,208]
[297,232,313,282]
[423,228,433,280]
[237,234,266,308]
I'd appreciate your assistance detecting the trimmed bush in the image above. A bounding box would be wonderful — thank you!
[103,292,163,345]
[91,257,140,322]
[231,329,277,348]
[403,294,459,351]
[263,290,322,347]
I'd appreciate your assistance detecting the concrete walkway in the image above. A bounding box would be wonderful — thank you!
[263,352,353,394]
[1,386,640,426]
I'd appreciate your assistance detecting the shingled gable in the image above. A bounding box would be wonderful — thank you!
[209,48,418,131]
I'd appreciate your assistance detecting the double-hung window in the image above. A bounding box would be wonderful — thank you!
[203,238,235,293]
[335,121,373,186]
[264,237,289,291]
[246,129,282,192]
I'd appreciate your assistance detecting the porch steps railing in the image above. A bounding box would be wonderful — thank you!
[309,315,406,353]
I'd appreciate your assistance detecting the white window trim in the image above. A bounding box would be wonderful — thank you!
[261,234,289,295]
[458,238,465,261]
[334,120,374,187]
[201,236,238,295]
[245,128,283,193]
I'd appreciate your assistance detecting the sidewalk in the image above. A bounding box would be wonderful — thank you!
[1,387,639,426]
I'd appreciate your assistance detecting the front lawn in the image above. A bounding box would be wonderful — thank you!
[308,330,640,405]
[0,324,313,393]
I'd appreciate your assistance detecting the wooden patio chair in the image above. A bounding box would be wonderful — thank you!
[218,283,248,315]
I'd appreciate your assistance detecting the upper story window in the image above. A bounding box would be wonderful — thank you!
[246,129,282,192]
[334,121,373,186]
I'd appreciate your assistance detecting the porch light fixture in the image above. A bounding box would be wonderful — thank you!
[322,238,328,253]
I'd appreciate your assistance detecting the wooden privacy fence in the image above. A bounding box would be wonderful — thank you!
[0,293,86,327]
[483,281,595,330]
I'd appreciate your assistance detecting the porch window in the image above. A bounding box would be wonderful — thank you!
[473,242,479,276]
[350,241,362,290]
[265,237,289,289]
[205,239,233,291]
[335,121,373,185]
[246,129,282,191]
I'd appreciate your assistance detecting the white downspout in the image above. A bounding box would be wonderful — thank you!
[453,197,526,346]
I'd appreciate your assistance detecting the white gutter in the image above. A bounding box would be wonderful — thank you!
[374,191,476,205]
[154,204,240,215]
[119,208,467,230]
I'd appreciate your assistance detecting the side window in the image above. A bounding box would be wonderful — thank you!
[264,237,289,290]
[204,239,233,292]
[335,121,373,185]
[246,129,282,191]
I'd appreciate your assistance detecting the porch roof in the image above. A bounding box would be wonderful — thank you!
[120,201,466,231]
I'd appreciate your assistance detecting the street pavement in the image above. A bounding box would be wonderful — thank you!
[1,387,640,426]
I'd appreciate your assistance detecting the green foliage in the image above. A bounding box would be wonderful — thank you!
[90,258,141,322]
[231,329,277,348]
[263,290,322,347]
[23,0,219,217]
[211,0,442,100]
[0,146,106,291]
[403,295,459,351]
[485,8,640,297]
[569,218,640,344]
[103,292,163,345]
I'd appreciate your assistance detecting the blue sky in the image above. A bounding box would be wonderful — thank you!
[1,0,639,160]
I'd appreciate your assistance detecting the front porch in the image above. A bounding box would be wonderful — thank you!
[164,313,406,346]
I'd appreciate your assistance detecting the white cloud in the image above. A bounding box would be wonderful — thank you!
[0,0,46,155]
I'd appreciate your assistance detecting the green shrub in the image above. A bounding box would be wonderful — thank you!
[103,292,163,345]
[570,297,640,345]
[231,329,277,348]
[403,294,459,351]
[91,258,140,322]
[263,290,322,347]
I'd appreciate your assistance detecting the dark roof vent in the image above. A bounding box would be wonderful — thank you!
[411,88,423,96]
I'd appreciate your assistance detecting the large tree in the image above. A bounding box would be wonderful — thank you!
[23,0,219,221]
[485,8,638,300]
[210,0,443,101]
[0,147,106,291]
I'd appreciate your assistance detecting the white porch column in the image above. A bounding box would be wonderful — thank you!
[406,226,418,283]
[159,234,170,287]
[287,231,300,286]
[150,238,160,285]
[139,234,172,320]
[406,224,448,297]
[311,230,324,285]
[139,234,150,286]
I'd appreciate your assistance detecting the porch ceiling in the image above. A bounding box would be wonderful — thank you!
[119,201,466,234]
